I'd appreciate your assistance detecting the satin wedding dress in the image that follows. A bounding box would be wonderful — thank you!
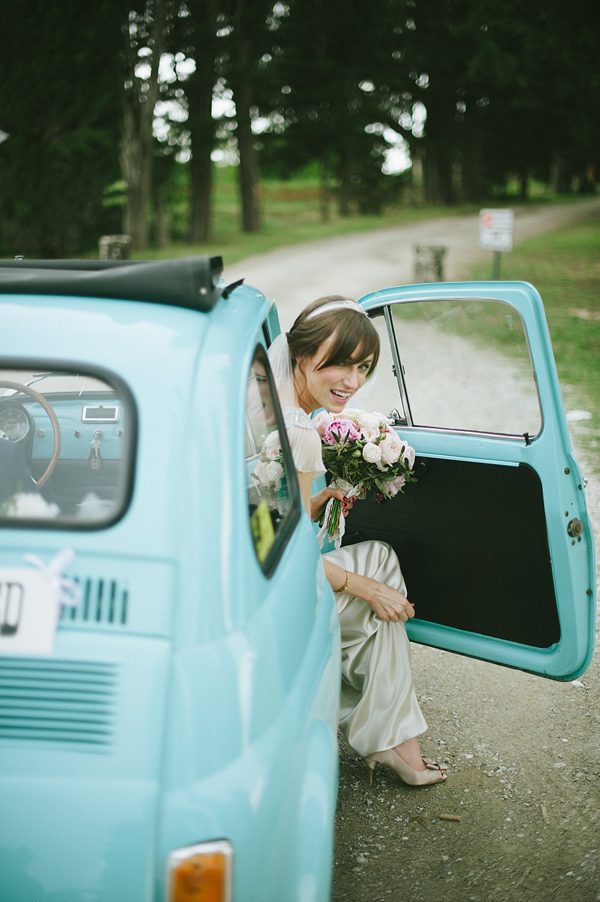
[283,403,427,758]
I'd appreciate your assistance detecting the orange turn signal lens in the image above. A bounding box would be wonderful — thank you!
[166,840,233,902]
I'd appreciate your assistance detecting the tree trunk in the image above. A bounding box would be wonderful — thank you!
[154,182,171,247]
[337,146,351,216]
[422,143,454,205]
[120,0,166,250]
[232,77,261,233]
[187,83,214,243]
[319,158,330,222]
[460,137,482,203]
[187,0,218,243]
[519,172,529,201]
[549,152,564,193]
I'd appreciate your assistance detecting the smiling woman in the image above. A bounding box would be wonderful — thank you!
[268,295,448,788]
[285,296,380,412]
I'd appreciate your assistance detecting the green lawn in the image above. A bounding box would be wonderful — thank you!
[470,216,600,468]
[135,167,580,265]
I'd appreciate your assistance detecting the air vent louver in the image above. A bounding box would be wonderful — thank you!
[61,578,128,626]
[0,658,116,746]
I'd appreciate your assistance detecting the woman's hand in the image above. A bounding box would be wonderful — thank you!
[361,577,415,623]
[322,560,413,623]
[310,486,354,522]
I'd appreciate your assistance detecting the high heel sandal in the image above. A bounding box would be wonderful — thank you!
[364,748,447,787]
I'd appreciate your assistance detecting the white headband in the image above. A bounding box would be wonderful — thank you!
[305,299,369,320]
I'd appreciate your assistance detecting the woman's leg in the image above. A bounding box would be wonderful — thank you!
[324,540,428,759]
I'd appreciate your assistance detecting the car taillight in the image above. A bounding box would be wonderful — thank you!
[166,840,233,902]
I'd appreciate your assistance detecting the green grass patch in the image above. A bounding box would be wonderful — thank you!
[470,216,600,469]
[135,200,483,265]
[134,166,581,266]
[131,164,591,266]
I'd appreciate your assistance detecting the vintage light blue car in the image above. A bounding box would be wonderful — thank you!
[0,258,595,902]
[0,257,341,902]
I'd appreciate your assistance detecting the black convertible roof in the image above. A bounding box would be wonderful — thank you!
[0,256,232,312]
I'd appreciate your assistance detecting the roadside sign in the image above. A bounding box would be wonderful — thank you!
[479,209,514,252]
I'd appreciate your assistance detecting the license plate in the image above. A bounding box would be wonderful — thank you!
[0,569,59,656]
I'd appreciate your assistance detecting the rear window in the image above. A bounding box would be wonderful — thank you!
[245,346,301,576]
[0,366,135,528]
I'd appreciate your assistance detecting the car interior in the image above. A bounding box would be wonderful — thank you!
[0,369,132,526]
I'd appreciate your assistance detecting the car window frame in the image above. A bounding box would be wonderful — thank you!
[0,357,138,531]
[370,298,543,442]
[244,343,302,579]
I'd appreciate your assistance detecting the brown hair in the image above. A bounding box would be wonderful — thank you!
[287,296,380,376]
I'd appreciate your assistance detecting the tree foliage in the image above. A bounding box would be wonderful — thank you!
[253,0,599,206]
[0,0,598,257]
[0,0,123,257]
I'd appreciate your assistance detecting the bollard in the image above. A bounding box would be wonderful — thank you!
[413,244,446,282]
[99,235,132,260]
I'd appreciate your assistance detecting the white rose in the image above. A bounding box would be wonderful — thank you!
[401,441,416,469]
[313,410,334,435]
[355,411,380,431]
[380,433,403,465]
[253,460,270,486]
[383,474,406,497]
[360,425,379,442]
[266,460,284,487]
[263,430,281,460]
[362,442,383,467]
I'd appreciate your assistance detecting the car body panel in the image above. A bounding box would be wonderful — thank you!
[0,267,341,902]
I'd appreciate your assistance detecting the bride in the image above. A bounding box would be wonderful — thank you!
[269,294,446,787]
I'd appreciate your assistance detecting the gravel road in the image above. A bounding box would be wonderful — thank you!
[224,197,600,331]
[226,198,600,901]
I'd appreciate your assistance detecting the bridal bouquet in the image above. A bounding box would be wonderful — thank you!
[251,430,287,514]
[313,408,416,549]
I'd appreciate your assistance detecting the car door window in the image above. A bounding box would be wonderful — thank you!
[367,299,542,438]
[245,346,300,575]
[0,366,135,528]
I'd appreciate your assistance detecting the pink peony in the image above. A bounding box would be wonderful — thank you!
[322,418,361,445]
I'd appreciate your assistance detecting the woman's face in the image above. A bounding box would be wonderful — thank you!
[295,335,373,413]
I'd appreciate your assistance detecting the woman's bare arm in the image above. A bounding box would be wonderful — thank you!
[322,558,414,623]
[298,469,413,624]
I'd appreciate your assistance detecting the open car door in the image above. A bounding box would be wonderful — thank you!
[347,281,596,681]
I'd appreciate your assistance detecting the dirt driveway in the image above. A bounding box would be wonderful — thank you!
[225,199,600,901]
[225,197,600,331]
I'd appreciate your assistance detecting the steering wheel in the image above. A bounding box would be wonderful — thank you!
[0,381,61,487]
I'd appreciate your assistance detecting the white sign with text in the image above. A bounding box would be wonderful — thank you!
[479,208,515,252]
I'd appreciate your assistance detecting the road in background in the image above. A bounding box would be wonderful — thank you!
[226,199,600,901]
[224,197,600,331]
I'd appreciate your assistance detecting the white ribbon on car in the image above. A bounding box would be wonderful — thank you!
[24,548,82,611]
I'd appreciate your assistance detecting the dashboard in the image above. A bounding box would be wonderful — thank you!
[0,371,132,525]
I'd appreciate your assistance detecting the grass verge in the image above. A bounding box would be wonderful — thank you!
[133,167,583,266]
[470,216,600,469]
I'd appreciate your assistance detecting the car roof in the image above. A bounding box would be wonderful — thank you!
[0,255,232,312]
